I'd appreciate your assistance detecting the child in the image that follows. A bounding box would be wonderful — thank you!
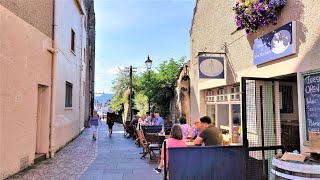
[89,110,102,140]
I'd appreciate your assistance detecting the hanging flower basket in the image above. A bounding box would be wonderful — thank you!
[233,0,287,34]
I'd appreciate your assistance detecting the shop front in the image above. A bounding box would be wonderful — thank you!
[189,0,320,179]
[205,85,241,145]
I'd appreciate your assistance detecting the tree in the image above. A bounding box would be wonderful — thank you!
[133,93,148,115]
[109,68,135,114]
[134,57,185,117]
[110,57,186,118]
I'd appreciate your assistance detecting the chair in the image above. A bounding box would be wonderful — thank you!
[123,123,128,137]
[132,126,140,147]
[137,130,159,161]
[123,121,132,139]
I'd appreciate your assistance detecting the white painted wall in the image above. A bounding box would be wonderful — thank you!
[53,0,87,151]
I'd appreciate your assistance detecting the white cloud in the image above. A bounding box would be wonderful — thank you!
[94,79,113,94]
[105,67,121,75]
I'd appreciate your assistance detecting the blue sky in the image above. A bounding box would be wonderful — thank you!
[94,0,195,94]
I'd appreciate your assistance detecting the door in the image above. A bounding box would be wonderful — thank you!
[36,86,44,154]
[241,77,284,180]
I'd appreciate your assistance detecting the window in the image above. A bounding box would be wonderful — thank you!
[71,29,75,53]
[84,48,86,62]
[280,85,293,113]
[65,82,73,107]
[83,81,85,96]
[84,16,87,29]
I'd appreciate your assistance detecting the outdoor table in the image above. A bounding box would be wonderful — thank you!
[186,141,195,146]
[155,133,169,147]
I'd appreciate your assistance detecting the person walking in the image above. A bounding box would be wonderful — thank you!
[89,110,102,140]
[107,112,115,136]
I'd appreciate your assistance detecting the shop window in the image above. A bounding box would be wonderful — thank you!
[65,82,73,107]
[218,89,224,95]
[205,90,215,102]
[231,86,240,101]
[280,85,293,113]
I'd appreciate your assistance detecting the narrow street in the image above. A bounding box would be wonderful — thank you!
[8,121,162,180]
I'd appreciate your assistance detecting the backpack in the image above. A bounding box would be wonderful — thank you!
[107,117,114,123]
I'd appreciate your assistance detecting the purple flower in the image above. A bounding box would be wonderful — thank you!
[233,0,285,35]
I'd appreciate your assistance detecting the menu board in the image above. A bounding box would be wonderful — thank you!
[304,73,320,140]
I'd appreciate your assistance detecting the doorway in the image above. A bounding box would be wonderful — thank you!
[241,76,300,180]
[36,85,49,158]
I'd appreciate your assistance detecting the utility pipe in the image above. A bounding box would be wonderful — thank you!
[49,0,58,158]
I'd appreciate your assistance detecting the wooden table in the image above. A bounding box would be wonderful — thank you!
[186,141,195,146]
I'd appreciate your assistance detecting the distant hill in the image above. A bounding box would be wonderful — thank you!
[95,93,114,103]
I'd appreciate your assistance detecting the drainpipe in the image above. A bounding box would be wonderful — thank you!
[49,0,58,158]
[79,15,83,133]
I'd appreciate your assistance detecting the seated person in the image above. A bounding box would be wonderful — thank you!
[153,113,164,126]
[179,116,191,139]
[194,116,223,146]
[153,124,187,174]
[136,114,147,130]
[128,115,139,137]
[189,119,201,140]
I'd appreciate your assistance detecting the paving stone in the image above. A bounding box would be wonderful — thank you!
[8,122,164,180]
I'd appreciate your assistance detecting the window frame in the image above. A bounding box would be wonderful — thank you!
[65,82,73,107]
[71,29,76,53]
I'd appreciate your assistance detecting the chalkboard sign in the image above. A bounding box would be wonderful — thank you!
[304,73,320,140]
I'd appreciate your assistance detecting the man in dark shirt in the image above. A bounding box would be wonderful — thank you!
[194,116,223,146]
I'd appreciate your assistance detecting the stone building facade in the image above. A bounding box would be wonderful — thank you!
[189,0,320,155]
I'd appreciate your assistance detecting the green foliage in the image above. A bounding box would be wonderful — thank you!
[135,57,186,116]
[133,93,148,115]
[110,57,186,117]
[109,68,136,114]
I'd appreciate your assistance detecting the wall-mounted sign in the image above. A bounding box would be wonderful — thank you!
[253,21,296,65]
[303,72,320,140]
[199,56,224,79]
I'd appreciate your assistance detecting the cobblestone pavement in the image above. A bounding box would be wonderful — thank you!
[8,121,163,180]
[79,121,162,180]
[8,125,98,180]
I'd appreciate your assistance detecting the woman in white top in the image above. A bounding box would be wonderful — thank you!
[137,114,147,130]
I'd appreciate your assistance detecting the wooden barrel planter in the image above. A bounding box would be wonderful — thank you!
[271,157,320,179]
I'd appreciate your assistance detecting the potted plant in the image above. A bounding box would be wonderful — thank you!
[233,0,287,34]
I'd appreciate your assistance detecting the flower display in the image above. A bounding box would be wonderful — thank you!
[233,0,286,34]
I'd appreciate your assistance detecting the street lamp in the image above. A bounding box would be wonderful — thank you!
[145,55,152,113]
[145,55,152,70]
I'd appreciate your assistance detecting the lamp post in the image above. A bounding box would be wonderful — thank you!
[145,55,152,113]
